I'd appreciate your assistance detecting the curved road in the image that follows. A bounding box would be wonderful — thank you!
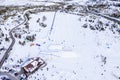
[0,1,119,69]
[0,5,60,68]
[0,2,120,80]
[0,14,28,68]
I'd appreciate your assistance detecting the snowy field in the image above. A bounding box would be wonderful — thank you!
[1,10,120,80]
[0,0,88,5]
[0,0,120,79]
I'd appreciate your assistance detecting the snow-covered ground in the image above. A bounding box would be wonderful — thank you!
[0,0,120,79]
[0,0,89,5]
[1,10,120,80]
[0,12,24,61]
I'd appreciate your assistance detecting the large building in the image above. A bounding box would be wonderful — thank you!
[22,57,46,75]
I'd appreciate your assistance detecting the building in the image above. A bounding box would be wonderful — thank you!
[22,57,46,74]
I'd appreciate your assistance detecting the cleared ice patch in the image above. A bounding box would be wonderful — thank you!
[61,51,78,58]
[48,44,63,51]
[47,44,77,58]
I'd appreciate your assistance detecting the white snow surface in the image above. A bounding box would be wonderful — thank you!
[1,11,120,80]
[0,0,89,5]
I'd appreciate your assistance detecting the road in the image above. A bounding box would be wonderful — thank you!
[88,10,120,24]
[0,14,28,68]
[0,2,120,80]
[0,72,18,80]
[0,4,60,68]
